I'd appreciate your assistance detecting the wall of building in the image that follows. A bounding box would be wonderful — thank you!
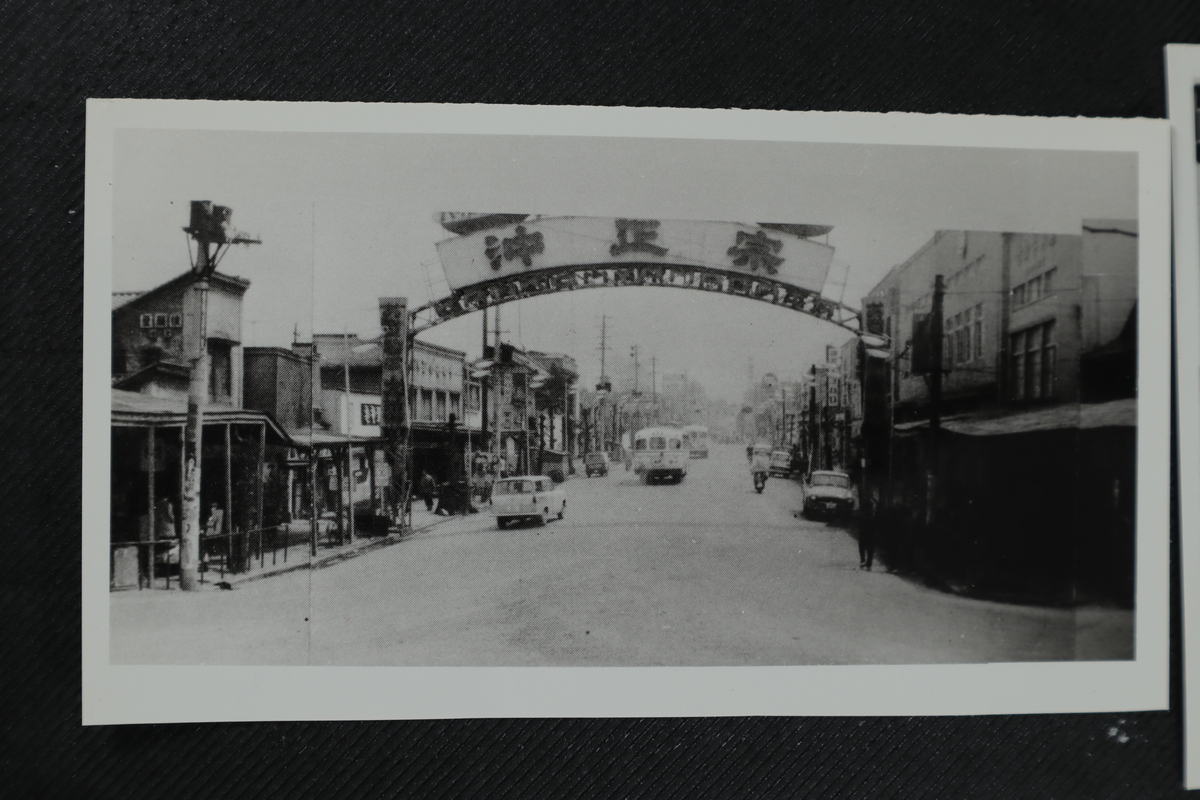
[244,348,312,432]
[1080,220,1138,352]
[113,294,187,378]
[1007,233,1083,405]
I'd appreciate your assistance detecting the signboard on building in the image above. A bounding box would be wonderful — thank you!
[436,216,835,294]
[379,297,409,429]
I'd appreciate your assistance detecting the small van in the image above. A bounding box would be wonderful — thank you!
[490,476,567,528]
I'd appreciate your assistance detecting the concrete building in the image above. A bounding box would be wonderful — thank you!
[858,221,1138,606]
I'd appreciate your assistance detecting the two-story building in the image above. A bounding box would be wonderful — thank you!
[110,270,294,589]
[290,333,482,488]
[859,220,1138,605]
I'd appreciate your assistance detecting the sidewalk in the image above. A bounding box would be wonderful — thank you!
[195,510,459,587]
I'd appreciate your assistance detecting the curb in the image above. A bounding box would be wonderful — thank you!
[219,515,455,587]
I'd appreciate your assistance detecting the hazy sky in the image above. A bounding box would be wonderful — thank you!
[111,128,1136,403]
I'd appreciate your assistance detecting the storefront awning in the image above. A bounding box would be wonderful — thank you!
[893,398,1136,437]
[111,389,295,444]
[284,426,384,449]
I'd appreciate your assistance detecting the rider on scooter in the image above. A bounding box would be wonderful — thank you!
[749,442,770,492]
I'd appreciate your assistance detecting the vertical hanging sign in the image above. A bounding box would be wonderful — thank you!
[379,297,409,518]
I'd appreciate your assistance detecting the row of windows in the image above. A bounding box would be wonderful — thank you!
[139,312,182,329]
[1011,321,1056,402]
[944,304,984,366]
[1012,267,1056,308]
[413,388,462,424]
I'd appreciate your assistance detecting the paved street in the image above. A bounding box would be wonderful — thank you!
[111,444,1132,666]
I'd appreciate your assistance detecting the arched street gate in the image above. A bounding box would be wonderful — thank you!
[378,215,889,528]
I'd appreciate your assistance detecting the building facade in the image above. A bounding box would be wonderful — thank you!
[857,221,1138,605]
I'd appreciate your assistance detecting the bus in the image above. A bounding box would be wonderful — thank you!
[682,424,709,459]
[632,426,689,484]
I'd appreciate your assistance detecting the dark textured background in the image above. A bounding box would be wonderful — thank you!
[4,1,1200,797]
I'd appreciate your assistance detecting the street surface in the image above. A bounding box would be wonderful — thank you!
[111,444,1132,666]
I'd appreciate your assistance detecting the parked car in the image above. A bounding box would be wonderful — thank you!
[801,470,855,519]
[490,475,566,528]
[583,452,608,477]
[769,448,793,478]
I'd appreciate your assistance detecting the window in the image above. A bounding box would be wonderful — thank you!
[360,404,381,426]
[1010,321,1056,402]
[424,390,434,421]
[435,391,447,422]
[208,340,232,401]
[154,313,168,328]
[140,313,154,328]
[449,392,461,420]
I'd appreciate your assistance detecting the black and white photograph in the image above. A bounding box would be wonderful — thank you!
[82,101,1170,723]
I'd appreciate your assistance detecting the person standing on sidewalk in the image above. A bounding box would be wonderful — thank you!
[418,471,437,512]
[859,488,880,571]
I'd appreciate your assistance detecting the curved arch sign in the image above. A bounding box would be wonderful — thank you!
[414,215,864,333]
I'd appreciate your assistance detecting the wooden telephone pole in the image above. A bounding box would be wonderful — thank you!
[179,201,260,591]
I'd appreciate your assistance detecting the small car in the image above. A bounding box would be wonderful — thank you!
[769,449,793,478]
[490,475,567,528]
[583,452,608,477]
[801,470,856,519]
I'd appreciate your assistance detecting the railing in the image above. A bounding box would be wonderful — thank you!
[198,524,316,583]
[110,524,317,590]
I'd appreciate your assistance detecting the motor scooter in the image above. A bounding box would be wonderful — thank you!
[749,443,771,494]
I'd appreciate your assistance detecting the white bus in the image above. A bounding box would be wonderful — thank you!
[681,424,709,459]
[632,426,689,484]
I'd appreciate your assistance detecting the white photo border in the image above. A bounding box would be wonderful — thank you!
[1167,43,1200,790]
[84,100,1171,725]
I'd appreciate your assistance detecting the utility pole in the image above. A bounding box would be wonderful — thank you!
[650,356,657,425]
[930,275,945,433]
[927,274,946,527]
[494,304,502,465]
[597,314,609,455]
[180,201,259,591]
[342,328,355,544]
[630,345,641,436]
[477,307,487,470]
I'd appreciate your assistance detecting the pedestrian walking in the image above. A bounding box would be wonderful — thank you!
[859,488,879,571]
[418,471,437,512]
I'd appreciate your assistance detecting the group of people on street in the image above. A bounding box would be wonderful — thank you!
[415,454,516,517]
